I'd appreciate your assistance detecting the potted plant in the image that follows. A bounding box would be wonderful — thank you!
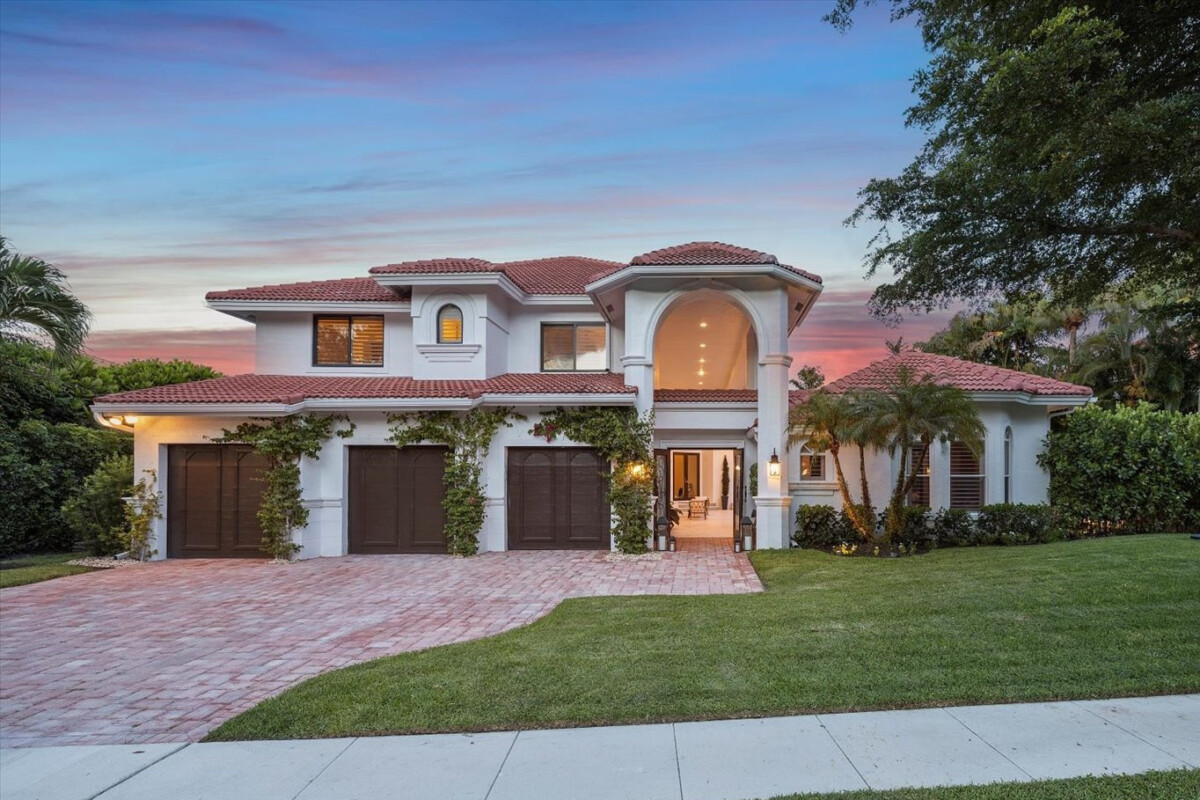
[720,456,730,510]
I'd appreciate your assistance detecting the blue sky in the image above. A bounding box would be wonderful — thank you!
[0,0,948,377]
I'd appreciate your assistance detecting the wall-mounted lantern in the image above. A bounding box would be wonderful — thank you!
[767,449,781,478]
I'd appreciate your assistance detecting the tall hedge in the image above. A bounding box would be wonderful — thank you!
[1039,405,1200,534]
[0,420,131,555]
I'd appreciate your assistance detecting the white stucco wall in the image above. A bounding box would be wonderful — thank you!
[786,398,1061,538]
[254,311,413,376]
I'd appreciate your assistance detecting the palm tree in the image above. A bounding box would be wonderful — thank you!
[856,367,985,540]
[788,390,876,539]
[0,237,91,357]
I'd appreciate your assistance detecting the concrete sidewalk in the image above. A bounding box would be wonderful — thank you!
[2,695,1196,800]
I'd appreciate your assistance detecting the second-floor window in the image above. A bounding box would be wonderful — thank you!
[314,315,384,367]
[437,305,463,344]
[542,323,607,371]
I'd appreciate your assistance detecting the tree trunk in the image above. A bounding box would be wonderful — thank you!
[831,445,871,540]
[857,445,875,536]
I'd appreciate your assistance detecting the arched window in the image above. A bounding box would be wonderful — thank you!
[1004,426,1013,503]
[799,442,826,481]
[437,305,463,344]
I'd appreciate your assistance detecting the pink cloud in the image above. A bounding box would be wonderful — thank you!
[86,328,255,375]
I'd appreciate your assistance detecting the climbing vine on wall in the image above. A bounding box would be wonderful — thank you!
[531,407,655,554]
[387,408,523,556]
[213,414,355,561]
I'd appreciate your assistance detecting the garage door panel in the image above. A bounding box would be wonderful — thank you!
[410,450,448,550]
[168,445,268,559]
[508,448,609,550]
[231,450,269,553]
[348,446,448,554]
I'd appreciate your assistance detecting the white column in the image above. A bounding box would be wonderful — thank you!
[621,355,655,416]
[755,352,792,548]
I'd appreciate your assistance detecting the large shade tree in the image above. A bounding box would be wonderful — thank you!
[0,237,91,358]
[830,1,1200,318]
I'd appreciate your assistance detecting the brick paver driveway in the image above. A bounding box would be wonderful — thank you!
[0,543,760,747]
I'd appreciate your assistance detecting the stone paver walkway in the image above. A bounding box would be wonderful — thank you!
[0,547,760,748]
[2,695,1196,800]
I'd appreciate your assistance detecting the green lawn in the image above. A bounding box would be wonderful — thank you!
[208,535,1200,741]
[0,552,93,589]
[771,769,1200,800]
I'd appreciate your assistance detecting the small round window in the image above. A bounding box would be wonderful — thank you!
[437,305,463,344]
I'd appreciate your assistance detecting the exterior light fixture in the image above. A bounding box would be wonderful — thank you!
[768,449,781,478]
[628,462,646,478]
[106,416,124,426]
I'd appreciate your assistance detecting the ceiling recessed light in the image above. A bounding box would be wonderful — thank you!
[699,322,708,328]
[700,343,707,348]
[699,358,706,363]
[698,381,704,386]
[698,369,706,376]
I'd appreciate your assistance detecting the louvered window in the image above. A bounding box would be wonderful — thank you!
[1003,427,1012,503]
[314,315,384,367]
[799,443,826,481]
[907,447,931,506]
[950,440,985,510]
[437,305,463,344]
[541,323,607,371]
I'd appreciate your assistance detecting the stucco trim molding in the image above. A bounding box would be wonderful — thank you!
[416,342,482,362]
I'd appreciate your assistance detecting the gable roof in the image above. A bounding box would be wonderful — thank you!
[631,241,778,266]
[205,277,409,303]
[625,241,822,285]
[94,372,636,406]
[369,256,624,295]
[824,351,1093,397]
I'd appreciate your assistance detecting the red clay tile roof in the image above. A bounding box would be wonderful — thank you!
[369,256,623,295]
[498,256,625,294]
[205,277,409,303]
[369,257,495,275]
[824,352,1093,397]
[95,372,636,405]
[632,242,778,266]
[654,389,758,403]
[626,242,822,284]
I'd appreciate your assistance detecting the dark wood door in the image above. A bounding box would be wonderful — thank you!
[167,445,270,558]
[507,448,610,550]
[348,446,448,554]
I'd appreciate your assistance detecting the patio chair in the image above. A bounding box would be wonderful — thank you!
[688,498,707,519]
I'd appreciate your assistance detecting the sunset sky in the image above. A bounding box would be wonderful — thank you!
[1,0,952,379]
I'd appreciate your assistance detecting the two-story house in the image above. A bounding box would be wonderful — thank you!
[92,241,1091,559]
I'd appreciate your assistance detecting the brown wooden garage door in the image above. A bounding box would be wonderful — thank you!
[167,445,270,558]
[347,446,448,554]
[507,448,610,550]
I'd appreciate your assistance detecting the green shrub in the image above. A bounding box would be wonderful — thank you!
[930,508,976,547]
[886,505,931,547]
[1040,404,1200,534]
[61,454,134,555]
[0,420,130,556]
[975,504,1057,546]
[793,504,856,548]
